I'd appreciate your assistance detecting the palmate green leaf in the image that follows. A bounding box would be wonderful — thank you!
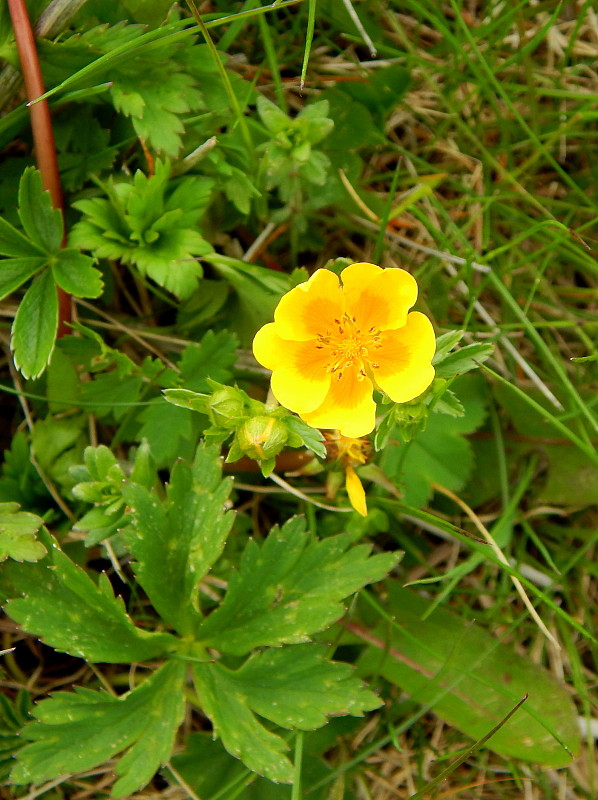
[0,503,46,563]
[11,269,58,379]
[3,535,176,663]
[357,584,580,767]
[12,660,186,798]
[193,645,381,783]
[196,516,399,655]
[51,249,103,298]
[0,257,46,301]
[17,168,63,253]
[123,443,234,636]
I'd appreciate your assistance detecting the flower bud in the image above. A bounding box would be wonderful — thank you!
[235,416,289,462]
[206,388,247,428]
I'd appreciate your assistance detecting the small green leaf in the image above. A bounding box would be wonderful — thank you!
[17,168,63,253]
[123,443,234,635]
[0,257,46,301]
[11,269,58,379]
[12,661,186,798]
[433,342,494,379]
[196,516,399,655]
[0,503,46,563]
[51,249,103,298]
[0,217,44,257]
[3,537,177,663]
[358,584,580,767]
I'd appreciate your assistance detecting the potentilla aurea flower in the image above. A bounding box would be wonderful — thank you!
[252,262,435,438]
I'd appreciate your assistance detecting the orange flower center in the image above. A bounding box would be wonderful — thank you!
[315,313,382,381]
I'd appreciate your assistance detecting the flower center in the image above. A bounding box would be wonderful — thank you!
[315,313,382,381]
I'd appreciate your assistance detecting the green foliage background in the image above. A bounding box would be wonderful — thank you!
[0,2,596,799]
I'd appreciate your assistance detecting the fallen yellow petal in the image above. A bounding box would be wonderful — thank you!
[346,465,367,517]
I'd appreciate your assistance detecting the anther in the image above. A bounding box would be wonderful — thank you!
[371,363,380,368]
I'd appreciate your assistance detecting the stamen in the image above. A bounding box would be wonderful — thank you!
[337,371,343,381]
[371,363,380,369]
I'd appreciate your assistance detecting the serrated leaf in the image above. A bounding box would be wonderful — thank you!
[0,217,44,257]
[193,662,294,784]
[357,584,580,767]
[0,503,46,563]
[196,516,399,655]
[192,646,380,783]
[51,249,103,298]
[12,661,186,798]
[0,257,46,301]
[3,538,177,662]
[11,269,58,379]
[17,168,63,253]
[226,645,381,729]
[123,444,234,635]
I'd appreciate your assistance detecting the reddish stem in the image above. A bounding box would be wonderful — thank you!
[8,0,72,336]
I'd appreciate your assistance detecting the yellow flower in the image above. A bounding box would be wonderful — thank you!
[253,262,435,438]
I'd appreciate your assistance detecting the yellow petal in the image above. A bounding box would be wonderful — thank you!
[373,312,436,403]
[301,366,376,438]
[253,323,331,413]
[346,465,367,516]
[273,269,344,341]
[341,262,418,333]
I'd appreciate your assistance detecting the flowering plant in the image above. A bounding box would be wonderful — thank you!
[252,262,436,438]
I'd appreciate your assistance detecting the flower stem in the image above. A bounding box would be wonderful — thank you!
[7,0,72,336]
